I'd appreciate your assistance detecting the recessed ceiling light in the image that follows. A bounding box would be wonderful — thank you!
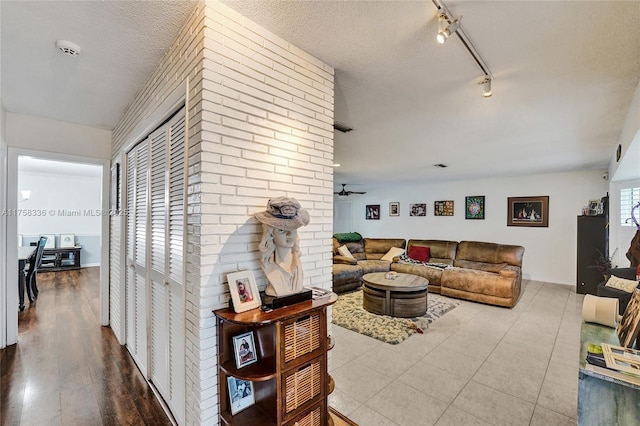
[56,40,81,56]
[333,163,341,167]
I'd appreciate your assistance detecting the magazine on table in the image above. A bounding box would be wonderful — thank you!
[304,286,332,299]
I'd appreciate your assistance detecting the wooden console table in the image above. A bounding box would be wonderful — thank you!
[39,247,81,272]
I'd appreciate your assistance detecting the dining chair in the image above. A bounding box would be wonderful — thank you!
[24,236,47,303]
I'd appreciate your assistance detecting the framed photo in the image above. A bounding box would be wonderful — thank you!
[227,377,255,415]
[60,234,75,248]
[389,202,399,217]
[507,196,549,227]
[588,199,599,216]
[233,331,258,369]
[110,162,120,210]
[434,200,454,216]
[366,204,380,220]
[602,343,640,374]
[617,289,640,348]
[410,203,426,217]
[41,234,55,249]
[465,196,485,220]
[227,271,261,313]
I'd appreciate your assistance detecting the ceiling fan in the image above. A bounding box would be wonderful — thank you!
[334,184,366,197]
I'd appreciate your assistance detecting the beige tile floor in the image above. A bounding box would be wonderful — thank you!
[328,280,583,426]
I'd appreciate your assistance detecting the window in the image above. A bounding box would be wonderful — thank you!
[620,186,640,226]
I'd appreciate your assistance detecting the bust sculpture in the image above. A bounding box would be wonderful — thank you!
[255,197,310,296]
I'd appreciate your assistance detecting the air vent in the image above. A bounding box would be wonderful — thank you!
[56,40,81,56]
[433,163,448,168]
[333,122,353,133]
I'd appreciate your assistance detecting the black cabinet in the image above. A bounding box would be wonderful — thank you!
[40,247,82,272]
[577,216,608,294]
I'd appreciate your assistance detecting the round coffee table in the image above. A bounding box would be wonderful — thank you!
[362,272,429,318]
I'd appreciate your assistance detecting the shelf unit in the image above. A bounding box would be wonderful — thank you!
[214,294,337,426]
[39,247,82,272]
[576,215,608,295]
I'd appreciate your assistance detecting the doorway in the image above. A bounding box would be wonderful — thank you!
[4,148,110,345]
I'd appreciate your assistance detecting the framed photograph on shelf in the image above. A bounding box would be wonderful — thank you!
[233,331,258,369]
[366,204,380,220]
[60,234,75,248]
[434,200,454,216]
[617,289,640,348]
[410,203,426,217]
[465,196,485,220]
[227,271,261,313]
[389,202,399,217]
[507,196,549,227]
[588,199,599,216]
[227,377,255,415]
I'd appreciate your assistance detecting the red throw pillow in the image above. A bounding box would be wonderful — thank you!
[409,246,430,262]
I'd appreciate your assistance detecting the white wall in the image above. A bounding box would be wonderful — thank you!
[610,80,640,182]
[6,112,111,159]
[1,104,8,348]
[339,169,608,286]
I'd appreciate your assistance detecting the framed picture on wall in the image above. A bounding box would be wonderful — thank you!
[465,196,485,220]
[507,196,549,227]
[366,205,380,220]
[434,200,454,216]
[410,203,426,217]
[389,202,399,216]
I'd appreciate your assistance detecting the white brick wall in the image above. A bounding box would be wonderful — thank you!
[110,1,334,424]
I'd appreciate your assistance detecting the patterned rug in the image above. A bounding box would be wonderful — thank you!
[332,290,460,344]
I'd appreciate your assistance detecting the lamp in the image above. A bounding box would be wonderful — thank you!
[480,76,492,98]
[437,13,461,45]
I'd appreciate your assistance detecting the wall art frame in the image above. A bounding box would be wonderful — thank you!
[465,196,485,220]
[409,203,427,217]
[366,204,380,220]
[434,200,454,216]
[389,202,399,217]
[507,195,549,227]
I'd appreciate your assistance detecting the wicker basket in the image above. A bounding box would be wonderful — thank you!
[284,360,322,413]
[285,404,322,426]
[283,314,321,363]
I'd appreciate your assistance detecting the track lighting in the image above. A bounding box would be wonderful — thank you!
[480,77,492,98]
[437,13,461,45]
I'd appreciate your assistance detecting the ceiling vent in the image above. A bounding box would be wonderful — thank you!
[56,40,81,56]
[333,122,353,133]
[433,163,448,168]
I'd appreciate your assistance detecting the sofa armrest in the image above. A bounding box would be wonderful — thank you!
[334,255,357,265]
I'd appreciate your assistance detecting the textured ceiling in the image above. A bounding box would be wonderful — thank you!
[2,1,639,189]
[0,0,195,130]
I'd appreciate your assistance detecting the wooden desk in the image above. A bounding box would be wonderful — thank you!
[18,246,36,311]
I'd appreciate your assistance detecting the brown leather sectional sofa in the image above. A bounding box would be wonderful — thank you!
[332,237,525,308]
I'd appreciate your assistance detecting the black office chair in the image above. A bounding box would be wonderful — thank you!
[24,236,47,303]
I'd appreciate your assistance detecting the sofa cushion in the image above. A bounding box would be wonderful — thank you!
[358,260,393,274]
[406,240,457,265]
[604,275,639,293]
[409,245,430,262]
[391,262,445,288]
[381,247,405,262]
[363,238,407,258]
[442,267,514,299]
[456,241,524,267]
[454,259,507,273]
[338,245,355,258]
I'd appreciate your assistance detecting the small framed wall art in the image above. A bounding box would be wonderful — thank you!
[389,202,399,217]
[410,203,426,217]
[465,196,485,220]
[434,200,454,216]
[366,204,380,220]
[507,196,549,227]
[227,271,261,313]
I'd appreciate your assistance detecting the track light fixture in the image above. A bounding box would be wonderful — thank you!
[437,12,461,45]
[480,76,492,98]
[433,0,495,98]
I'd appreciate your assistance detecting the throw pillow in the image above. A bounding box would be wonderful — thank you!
[337,245,355,258]
[380,247,405,262]
[605,275,639,293]
[408,245,430,262]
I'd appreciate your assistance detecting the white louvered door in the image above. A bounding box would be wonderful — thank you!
[125,107,186,424]
[125,140,149,373]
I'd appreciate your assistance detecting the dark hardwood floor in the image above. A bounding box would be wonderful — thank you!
[1,268,172,425]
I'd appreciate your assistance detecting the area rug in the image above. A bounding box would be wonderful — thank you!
[331,290,460,344]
